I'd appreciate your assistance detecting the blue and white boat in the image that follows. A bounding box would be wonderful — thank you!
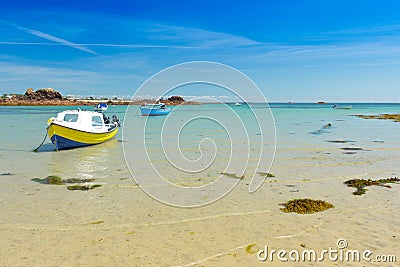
[140,103,171,116]
[94,103,108,111]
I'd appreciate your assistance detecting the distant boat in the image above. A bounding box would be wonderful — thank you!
[140,103,171,116]
[94,103,108,111]
[333,105,352,110]
[234,102,242,106]
[46,109,120,150]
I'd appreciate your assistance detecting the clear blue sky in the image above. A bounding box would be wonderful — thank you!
[1,0,400,101]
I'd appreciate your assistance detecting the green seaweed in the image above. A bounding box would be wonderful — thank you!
[31,175,64,185]
[31,176,96,185]
[257,172,275,177]
[280,198,334,214]
[245,243,256,254]
[220,172,245,179]
[353,114,400,123]
[64,178,95,184]
[89,220,104,225]
[31,178,46,183]
[344,177,400,195]
[46,175,63,185]
[67,184,102,191]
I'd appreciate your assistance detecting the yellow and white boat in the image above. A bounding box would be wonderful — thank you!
[47,109,120,150]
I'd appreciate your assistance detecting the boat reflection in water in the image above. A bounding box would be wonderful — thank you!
[49,138,120,181]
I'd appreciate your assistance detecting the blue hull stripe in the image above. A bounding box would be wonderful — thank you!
[140,108,171,116]
[50,134,92,150]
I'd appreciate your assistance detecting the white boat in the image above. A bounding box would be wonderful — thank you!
[94,103,108,111]
[234,102,242,106]
[46,109,120,150]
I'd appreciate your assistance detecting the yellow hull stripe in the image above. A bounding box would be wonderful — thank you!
[47,123,118,144]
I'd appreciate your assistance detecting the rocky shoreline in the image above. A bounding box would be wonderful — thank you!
[0,88,200,106]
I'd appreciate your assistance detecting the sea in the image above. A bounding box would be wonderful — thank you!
[0,103,399,266]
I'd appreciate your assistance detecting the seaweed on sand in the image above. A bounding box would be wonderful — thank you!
[353,114,400,123]
[64,178,95,183]
[257,172,275,177]
[344,177,400,195]
[280,198,334,214]
[220,172,245,179]
[31,176,95,185]
[245,244,256,254]
[67,184,103,191]
[31,175,63,185]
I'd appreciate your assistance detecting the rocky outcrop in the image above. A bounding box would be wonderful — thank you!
[0,90,201,106]
[159,95,188,105]
[167,95,185,103]
[0,88,72,106]
[25,88,62,100]
[25,88,35,96]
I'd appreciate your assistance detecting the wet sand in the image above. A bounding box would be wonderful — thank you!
[0,142,399,266]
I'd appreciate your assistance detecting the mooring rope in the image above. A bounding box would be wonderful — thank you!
[33,131,48,152]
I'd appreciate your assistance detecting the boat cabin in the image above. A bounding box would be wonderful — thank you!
[53,110,115,133]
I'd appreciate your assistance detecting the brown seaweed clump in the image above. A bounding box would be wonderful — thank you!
[353,114,400,123]
[280,198,334,214]
[344,177,400,195]
[67,184,103,191]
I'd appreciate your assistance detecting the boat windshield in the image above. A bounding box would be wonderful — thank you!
[92,115,104,127]
[63,114,79,122]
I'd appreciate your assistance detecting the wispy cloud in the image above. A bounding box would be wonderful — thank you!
[144,23,259,48]
[0,41,196,49]
[0,19,98,55]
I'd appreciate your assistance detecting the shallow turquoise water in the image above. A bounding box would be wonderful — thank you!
[0,103,399,184]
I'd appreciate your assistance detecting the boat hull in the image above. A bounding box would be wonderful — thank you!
[140,107,171,116]
[47,123,118,150]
